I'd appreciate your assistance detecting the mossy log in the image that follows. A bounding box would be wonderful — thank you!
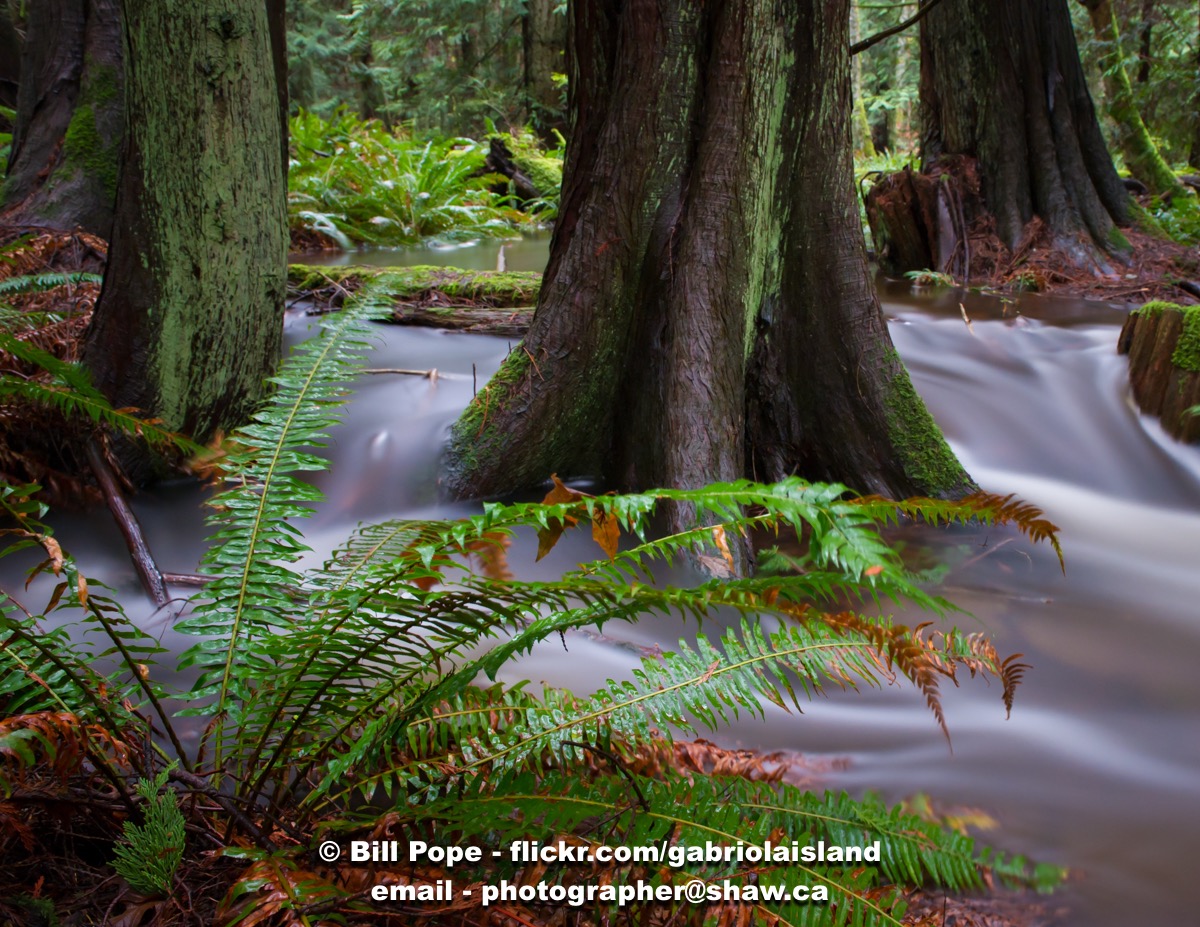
[1118,301,1200,442]
[287,264,539,336]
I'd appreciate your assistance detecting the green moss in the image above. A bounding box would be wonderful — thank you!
[1132,299,1175,318]
[489,133,563,197]
[62,64,121,197]
[1106,224,1131,252]
[1172,306,1200,373]
[1127,201,1169,240]
[883,352,969,496]
[450,347,532,472]
[287,263,543,304]
[1131,301,1200,373]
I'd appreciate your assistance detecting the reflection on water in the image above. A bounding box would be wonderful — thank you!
[4,245,1199,926]
[291,232,552,273]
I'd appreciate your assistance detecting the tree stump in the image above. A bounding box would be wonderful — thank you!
[863,158,979,280]
[1118,302,1200,442]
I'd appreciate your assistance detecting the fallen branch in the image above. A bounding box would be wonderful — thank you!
[85,440,168,608]
[361,367,445,380]
[851,0,950,56]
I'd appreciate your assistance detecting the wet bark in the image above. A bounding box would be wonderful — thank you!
[920,0,1131,266]
[83,0,287,460]
[1,0,122,236]
[744,1,969,498]
[443,0,971,512]
[1118,304,1200,443]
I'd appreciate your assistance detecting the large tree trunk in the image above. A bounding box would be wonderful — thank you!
[919,0,1131,267]
[1077,0,1187,199]
[0,3,19,115]
[1,0,122,236]
[442,0,971,514]
[83,0,287,456]
[522,0,566,139]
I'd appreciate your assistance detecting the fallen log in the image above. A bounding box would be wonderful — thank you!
[1118,301,1200,442]
[287,264,540,336]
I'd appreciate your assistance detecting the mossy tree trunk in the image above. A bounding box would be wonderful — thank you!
[1,0,122,236]
[1076,0,1189,200]
[443,0,971,514]
[83,0,287,458]
[919,0,1132,266]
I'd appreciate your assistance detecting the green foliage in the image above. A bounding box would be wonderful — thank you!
[112,766,186,897]
[903,269,956,288]
[1153,192,1200,245]
[0,331,199,455]
[1070,0,1199,166]
[0,104,13,164]
[288,110,541,247]
[0,283,1064,922]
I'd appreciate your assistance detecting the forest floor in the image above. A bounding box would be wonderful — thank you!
[962,217,1199,305]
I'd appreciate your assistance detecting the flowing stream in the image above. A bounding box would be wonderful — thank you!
[6,240,1199,926]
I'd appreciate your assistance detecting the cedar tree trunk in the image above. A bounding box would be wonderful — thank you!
[522,0,567,139]
[920,0,1132,265]
[83,0,287,453]
[0,4,19,114]
[443,0,971,514]
[1,0,122,236]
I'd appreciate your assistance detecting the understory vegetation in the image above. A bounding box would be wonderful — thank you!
[1,285,1065,925]
[288,110,560,250]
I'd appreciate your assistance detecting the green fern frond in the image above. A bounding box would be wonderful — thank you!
[408,771,1059,926]
[0,332,199,454]
[175,285,391,775]
[0,272,102,297]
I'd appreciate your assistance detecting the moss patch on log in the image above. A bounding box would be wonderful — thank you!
[288,264,541,304]
[1119,301,1200,441]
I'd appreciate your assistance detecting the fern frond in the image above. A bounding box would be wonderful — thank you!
[175,286,390,775]
[0,272,102,297]
[852,491,1064,572]
[0,332,200,454]
[407,771,1057,926]
[314,610,1011,814]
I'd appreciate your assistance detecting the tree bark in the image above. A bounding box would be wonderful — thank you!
[1077,0,1187,199]
[920,0,1132,266]
[442,0,971,512]
[0,3,19,114]
[522,0,566,140]
[83,0,287,457]
[1,0,122,236]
